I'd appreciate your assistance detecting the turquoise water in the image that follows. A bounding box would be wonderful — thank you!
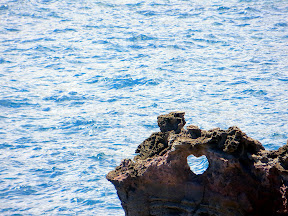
[1,0,288,215]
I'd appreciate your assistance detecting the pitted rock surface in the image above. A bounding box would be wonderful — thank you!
[107,112,288,216]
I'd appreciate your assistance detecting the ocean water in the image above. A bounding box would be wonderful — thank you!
[0,0,287,215]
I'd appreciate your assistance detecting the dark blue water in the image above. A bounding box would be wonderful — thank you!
[1,0,287,215]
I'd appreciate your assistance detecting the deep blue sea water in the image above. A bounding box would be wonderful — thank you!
[0,0,287,215]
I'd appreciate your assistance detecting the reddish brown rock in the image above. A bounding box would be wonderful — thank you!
[107,112,288,216]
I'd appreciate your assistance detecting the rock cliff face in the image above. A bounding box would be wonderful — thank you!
[107,112,288,216]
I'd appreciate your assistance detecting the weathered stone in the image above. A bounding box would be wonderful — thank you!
[157,111,186,133]
[107,112,288,216]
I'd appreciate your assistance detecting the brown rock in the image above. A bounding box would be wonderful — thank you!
[107,112,288,216]
[157,111,186,133]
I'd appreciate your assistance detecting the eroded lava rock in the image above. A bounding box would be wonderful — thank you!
[107,112,288,216]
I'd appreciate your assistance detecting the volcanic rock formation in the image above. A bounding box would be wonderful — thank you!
[107,112,288,216]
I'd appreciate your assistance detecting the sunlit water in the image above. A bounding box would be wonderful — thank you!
[0,0,287,215]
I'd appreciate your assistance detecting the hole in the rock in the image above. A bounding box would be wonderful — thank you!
[187,154,209,175]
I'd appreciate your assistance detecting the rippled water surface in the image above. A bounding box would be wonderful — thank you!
[1,0,288,215]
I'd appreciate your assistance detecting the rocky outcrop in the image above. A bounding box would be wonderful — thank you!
[107,112,288,216]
